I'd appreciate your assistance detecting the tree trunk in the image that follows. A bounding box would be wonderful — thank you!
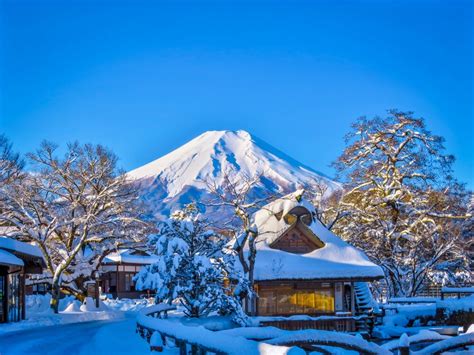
[50,279,61,313]
[246,231,258,315]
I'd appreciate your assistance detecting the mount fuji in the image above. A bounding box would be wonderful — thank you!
[127,130,340,218]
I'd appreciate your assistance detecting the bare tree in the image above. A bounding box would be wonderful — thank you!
[0,135,25,230]
[0,134,24,187]
[0,141,149,312]
[205,169,271,313]
[304,180,347,231]
[332,110,471,297]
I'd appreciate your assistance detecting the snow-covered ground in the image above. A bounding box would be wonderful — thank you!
[0,295,149,335]
[0,296,155,354]
[0,316,153,355]
[374,295,474,339]
[1,294,472,354]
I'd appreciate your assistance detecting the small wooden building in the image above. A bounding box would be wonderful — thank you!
[100,249,159,299]
[0,236,44,323]
[244,190,383,329]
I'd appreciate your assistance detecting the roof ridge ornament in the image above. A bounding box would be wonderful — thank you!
[294,188,305,202]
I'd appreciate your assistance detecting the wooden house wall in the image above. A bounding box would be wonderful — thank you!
[100,264,150,299]
[270,223,323,254]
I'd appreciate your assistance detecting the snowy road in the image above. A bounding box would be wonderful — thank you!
[0,316,152,355]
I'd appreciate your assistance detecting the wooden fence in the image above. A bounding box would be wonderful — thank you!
[136,304,474,354]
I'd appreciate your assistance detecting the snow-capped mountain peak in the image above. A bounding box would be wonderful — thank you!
[128,130,339,216]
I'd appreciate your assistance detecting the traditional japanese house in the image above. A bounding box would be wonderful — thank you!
[100,249,159,299]
[0,236,44,323]
[243,190,384,330]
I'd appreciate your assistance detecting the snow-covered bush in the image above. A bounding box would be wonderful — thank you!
[135,205,248,323]
[25,294,79,316]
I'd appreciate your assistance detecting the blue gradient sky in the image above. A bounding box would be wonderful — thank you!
[1,0,472,187]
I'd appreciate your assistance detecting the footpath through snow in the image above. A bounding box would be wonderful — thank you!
[0,296,154,355]
[0,295,149,335]
[0,316,153,355]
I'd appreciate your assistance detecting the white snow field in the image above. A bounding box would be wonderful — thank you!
[0,317,153,355]
[0,297,155,355]
[127,130,340,217]
[0,295,124,335]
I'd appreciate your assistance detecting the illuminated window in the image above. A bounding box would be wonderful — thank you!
[257,284,334,315]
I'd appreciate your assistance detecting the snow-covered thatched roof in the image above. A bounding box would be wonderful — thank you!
[247,190,384,281]
[103,249,160,265]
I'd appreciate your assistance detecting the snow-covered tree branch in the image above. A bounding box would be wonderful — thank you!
[332,110,471,297]
[205,169,272,310]
[0,141,151,312]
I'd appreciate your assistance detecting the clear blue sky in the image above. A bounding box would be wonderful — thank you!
[1,0,473,187]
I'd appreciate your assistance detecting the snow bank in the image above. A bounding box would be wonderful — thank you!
[63,301,82,313]
[0,308,123,335]
[104,298,151,313]
[437,295,474,314]
[80,297,110,312]
[26,294,78,314]
[382,303,437,328]
[0,294,122,335]
[379,296,474,337]
[467,324,474,334]
[382,330,449,351]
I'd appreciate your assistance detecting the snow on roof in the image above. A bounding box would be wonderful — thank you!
[0,236,43,258]
[247,190,384,281]
[103,249,160,265]
[0,249,24,267]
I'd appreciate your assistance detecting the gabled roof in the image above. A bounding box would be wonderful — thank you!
[103,249,160,265]
[246,190,384,281]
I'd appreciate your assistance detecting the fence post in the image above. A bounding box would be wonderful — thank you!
[177,340,186,355]
[150,331,164,352]
[399,333,410,355]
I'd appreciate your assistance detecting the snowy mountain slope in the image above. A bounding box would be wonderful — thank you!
[127,130,340,217]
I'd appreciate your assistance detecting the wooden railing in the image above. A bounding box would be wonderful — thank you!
[135,304,177,352]
[260,317,356,332]
[136,304,296,354]
[384,332,474,355]
[136,304,474,354]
